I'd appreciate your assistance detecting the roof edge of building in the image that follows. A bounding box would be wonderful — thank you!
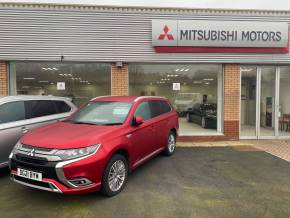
[0,2,290,16]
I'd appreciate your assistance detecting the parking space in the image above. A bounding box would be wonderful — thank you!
[1,147,290,218]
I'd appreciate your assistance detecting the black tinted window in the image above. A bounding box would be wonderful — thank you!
[25,100,57,119]
[159,101,171,114]
[54,101,71,113]
[134,102,152,121]
[0,101,25,124]
[150,100,171,118]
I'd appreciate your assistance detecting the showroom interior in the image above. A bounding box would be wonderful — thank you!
[9,62,224,136]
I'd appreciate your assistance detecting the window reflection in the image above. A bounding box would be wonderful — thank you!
[10,62,111,106]
[129,64,223,135]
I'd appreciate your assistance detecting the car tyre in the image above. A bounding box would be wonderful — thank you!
[201,117,207,128]
[164,131,176,156]
[101,154,128,197]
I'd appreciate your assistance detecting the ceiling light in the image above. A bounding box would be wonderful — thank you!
[193,81,203,84]
[88,83,91,85]
[23,77,35,80]
[175,75,178,77]
[50,82,54,85]
[203,78,214,81]
[53,68,58,71]
[184,69,189,71]
[241,68,253,72]
[175,69,180,72]
[59,74,63,76]
[22,86,30,88]
[39,81,49,83]
[180,69,184,72]
[205,82,210,85]
[42,67,48,70]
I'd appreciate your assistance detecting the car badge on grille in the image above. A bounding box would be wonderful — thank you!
[28,148,35,157]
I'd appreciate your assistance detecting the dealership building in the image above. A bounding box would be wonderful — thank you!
[0,2,290,141]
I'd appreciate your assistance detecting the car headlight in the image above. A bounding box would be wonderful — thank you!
[51,144,101,161]
[9,140,22,158]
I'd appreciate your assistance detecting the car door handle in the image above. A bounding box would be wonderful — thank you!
[21,127,30,133]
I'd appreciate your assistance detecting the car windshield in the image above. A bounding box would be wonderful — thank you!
[66,101,133,125]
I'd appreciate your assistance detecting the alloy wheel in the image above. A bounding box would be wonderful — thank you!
[108,160,126,192]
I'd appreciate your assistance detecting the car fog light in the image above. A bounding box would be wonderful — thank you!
[69,178,93,187]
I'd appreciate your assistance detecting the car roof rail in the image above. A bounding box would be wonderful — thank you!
[134,96,166,102]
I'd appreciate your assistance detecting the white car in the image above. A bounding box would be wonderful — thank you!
[174,93,202,116]
[0,95,77,168]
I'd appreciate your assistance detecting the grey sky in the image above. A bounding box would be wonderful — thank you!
[1,0,290,10]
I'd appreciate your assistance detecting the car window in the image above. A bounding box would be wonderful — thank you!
[133,101,152,121]
[0,101,25,124]
[150,100,171,118]
[159,100,172,114]
[25,100,58,119]
[53,101,71,113]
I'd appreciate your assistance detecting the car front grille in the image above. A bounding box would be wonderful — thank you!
[15,154,48,165]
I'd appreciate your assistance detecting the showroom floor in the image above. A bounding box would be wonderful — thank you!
[1,146,290,218]
[179,117,217,135]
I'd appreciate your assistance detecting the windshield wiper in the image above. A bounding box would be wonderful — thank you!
[68,121,99,125]
[102,123,123,126]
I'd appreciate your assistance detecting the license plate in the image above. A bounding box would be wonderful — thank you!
[17,168,42,181]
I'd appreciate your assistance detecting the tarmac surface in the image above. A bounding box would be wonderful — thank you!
[1,146,290,218]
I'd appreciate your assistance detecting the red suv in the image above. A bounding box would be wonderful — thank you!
[9,96,179,196]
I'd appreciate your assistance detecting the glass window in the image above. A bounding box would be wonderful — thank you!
[279,67,290,137]
[133,102,152,121]
[53,101,71,113]
[0,101,25,124]
[25,100,57,119]
[9,62,111,107]
[129,64,223,135]
[67,101,133,125]
[149,100,171,118]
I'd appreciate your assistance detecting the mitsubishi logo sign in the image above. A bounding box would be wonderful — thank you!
[28,148,35,157]
[158,25,174,40]
[152,19,289,53]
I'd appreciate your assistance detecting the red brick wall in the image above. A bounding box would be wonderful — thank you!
[111,63,129,96]
[0,62,8,96]
[223,64,240,139]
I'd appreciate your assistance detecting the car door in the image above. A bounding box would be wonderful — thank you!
[0,101,26,167]
[149,100,171,151]
[129,101,156,164]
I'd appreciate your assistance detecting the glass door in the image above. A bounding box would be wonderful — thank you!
[278,66,290,137]
[259,66,277,138]
[240,66,258,138]
[240,66,279,139]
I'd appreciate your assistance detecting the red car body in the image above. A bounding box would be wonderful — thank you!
[9,96,179,195]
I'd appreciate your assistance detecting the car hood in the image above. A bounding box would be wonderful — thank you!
[21,121,121,149]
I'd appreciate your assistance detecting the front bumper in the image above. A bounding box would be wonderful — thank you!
[9,150,105,194]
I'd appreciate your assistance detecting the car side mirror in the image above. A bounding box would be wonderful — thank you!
[134,116,143,126]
